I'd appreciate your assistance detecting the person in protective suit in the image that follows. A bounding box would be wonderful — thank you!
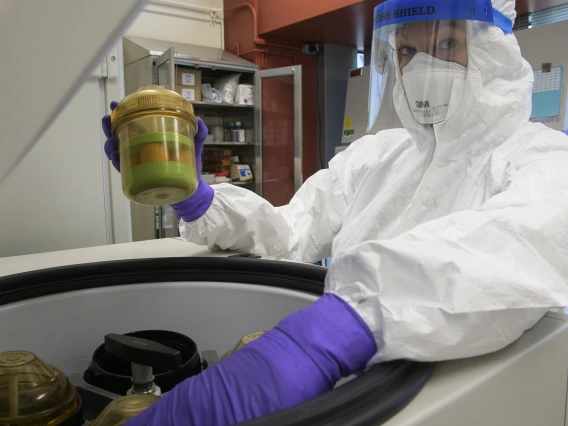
[102,1,568,424]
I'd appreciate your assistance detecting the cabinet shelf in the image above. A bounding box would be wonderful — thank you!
[192,101,254,109]
[211,180,254,186]
[204,142,254,146]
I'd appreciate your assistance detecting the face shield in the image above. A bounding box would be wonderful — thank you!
[368,0,514,130]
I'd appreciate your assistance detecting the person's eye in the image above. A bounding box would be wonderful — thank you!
[398,46,416,57]
[438,38,458,50]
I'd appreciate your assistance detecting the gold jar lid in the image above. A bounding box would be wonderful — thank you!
[0,351,80,425]
[110,85,197,136]
[89,394,159,426]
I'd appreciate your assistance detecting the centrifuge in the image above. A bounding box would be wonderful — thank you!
[1,241,568,425]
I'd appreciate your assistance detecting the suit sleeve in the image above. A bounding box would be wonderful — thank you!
[179,142,359,262]
[326,137,568,363]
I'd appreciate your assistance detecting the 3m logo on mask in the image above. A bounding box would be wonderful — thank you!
[416,101,430,108]
[375,6,436,24]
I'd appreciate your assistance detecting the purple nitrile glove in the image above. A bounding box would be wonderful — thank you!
[102,103,214,221]
[102,101,120,172]
[169,116,214,222]
[124,293,377,426]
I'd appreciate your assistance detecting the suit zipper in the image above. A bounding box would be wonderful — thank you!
[420,141,436,179]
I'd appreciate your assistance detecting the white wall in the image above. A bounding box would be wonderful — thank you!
[0,47,131,258]
[125,0,224,48]
[516,21,568,132]
[106,43,134,246]
[0,75,109,257]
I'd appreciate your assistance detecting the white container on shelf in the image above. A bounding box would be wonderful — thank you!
[235,84,254,105]
[245,129,254,143]
[201,174,215,184]
[235,122,246,142]
[212,126,224,142]
[214,176,231,184]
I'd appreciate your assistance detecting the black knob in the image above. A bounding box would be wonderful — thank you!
[104,333,182,371]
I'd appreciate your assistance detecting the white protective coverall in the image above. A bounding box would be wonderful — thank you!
[180,0,568,364]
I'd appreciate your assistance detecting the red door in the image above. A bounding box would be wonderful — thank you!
[256,66,303,207]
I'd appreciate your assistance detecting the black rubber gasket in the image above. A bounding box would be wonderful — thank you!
[242,361,434,426]
[0,257,326,305]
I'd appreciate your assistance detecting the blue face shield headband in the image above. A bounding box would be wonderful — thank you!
[373,0,514,34]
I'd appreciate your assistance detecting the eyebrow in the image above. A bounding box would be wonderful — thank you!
[399,20,465,32]
[396,20,465,43]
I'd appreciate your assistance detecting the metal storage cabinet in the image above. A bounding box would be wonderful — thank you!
[123,36,303,240]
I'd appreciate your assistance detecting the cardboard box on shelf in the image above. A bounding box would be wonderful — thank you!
[175,67,202,87]
[175,85,201,102]
[203,158,233,166]
[174,66,202,102]
[230,164,253,181]
[202,165,231,173]
[203,149,233,157]
[202,148,233,167]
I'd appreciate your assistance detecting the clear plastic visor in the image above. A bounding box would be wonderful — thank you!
[367,0,513,130]
[369,19,470,128]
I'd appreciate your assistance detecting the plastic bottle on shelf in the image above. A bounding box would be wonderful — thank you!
[223,122,230,142]
[235,122,246,143]
[230,122,237,142]
[245,128,254,143]
[213,125,224,142]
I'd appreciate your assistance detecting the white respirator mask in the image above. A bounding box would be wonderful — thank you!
[401,52,467,125]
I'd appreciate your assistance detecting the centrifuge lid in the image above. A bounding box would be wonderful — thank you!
[0,0,146,185]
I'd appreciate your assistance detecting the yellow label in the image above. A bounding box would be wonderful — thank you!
[344,117,353,130]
